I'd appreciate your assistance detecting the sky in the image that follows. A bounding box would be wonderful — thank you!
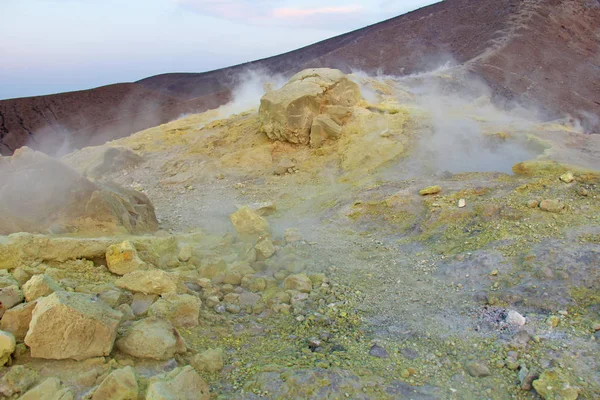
[0,0,439,100]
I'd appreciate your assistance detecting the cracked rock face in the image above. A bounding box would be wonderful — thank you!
[259,68,361,146]
[0,147,157,235]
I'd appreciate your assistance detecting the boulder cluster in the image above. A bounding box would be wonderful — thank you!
[0,205,335,398]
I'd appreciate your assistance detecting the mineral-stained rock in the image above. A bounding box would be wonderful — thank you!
[0,285,24,317]
[92,366,138,400]
[0,365,39,397]
[24,291,122,360]
[539,199,565,213]
[559,172,574,183]
[259,68,360,145]
[116,317,187,360]
[255,236,275,259]
[18,377,74,400]
[191,348,224,373]
[145,366,210,400]
[0,301,36,341]
[106,241,148,275]
[533,370,580,400]
[310,114,343,148]
[177,245,193,262]
[0,330,16,366]
[22,274,62,302]
[465,361,491,377]
[0,271,19,288]
[115,270,178,295]
[283,274,312,293]
[148,293,201,328]
[0,147,157,235]
[419,186,442,196]
[230,206,271,236]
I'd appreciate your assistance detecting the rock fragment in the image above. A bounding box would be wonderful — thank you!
[255,236,276,259]
[533,370,580,400]
[0,285,24,317]
[0,365,38,397]
[507,310,526,327]
[419,186,441,196]
[106,241,147,275]
[92,367,138,400]
[559,172,574,183]
[0,331,16,366]
[22,274,62,302]
[465,361,491,377]
[145,366,210,400]
[283,274,312,293]
[0,301,36,341]
[24,292,122,360]
[115,270,178,295]
[539,199,564,213]
[18,377,74,400]
[191,348,224,373]
[230,206,271,236]
[116,317,187,360]
[148,293,201,328]
[369,344,388,358]
[458,198,467,208]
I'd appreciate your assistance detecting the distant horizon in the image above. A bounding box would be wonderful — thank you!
[0,0,439,100]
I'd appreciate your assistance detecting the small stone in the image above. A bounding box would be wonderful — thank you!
[92,366,138,400]
[255,236,276,259]
[458,199,466,208]
[0,365,39,397]
[105,241,147,276]
[593,323,600,332]
[148,293,201,328]
[22,274,62,302]
[0,285,24,318]
[400,348,419,360]
[284,228,303,243]
[539,199,565,213]
[489,269,499,277]
[115,270,178,295]
[191,348,224,373]
[507,310,526,327]
[577,187,588,197]
[18,377,74,400]
[519,365,538,391]
[283,274,312,293]
[205,296,220,308]
[527,199,540,208]
[533,370,580,400]
[465,361,491,377]
[226,304,241,314]
[178,245,193,263]
[146,366,210,400]
[116,317,187,360]
[243,276,267,293]
[130,293,157,316]
[0,331,16,366]
[547,315,560,328]
[230,206,271,236]
[559,172,574,183]
[419,186,441,196]
[369,344,388,358]
[274,159,295,175]
[116,304,135,321]
[0,301,36,341]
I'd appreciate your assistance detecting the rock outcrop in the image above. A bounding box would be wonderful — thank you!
[24,292,122,360]
[259,68,360,147]
[0,147,158,235]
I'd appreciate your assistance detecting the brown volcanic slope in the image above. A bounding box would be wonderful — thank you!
[1,0,599,156]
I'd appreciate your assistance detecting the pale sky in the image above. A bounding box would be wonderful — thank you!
[0,0,439,99]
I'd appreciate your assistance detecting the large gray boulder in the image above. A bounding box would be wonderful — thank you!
[259,68,360,146]
[0,147,157,235]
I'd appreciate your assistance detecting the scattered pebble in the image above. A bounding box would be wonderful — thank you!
[369,344,388,359]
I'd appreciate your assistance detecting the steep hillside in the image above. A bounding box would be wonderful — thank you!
[1,0,598,155]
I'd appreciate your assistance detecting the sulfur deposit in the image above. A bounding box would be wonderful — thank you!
[0,69,599,399]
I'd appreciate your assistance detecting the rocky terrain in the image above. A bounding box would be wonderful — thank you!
[1,0,599,156]
[0,68,598,399]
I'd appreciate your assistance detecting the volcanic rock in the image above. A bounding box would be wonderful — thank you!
[115,270,178,295]
[0,365,39,397]
[230,206,271,236]
[0,285,24,317]
[92,366,138,400]
[24,291,122,360]
[0,147,158,235]
[106,241,148,276]
[0,331,16,366]
[0,301,36,341]
[259,68,360,146]
[116,317,187,360]
[148,293,201,328]
[22,274,62,302]
[18,377,74,400]
[145,366,210,400]
[191,348,224,373]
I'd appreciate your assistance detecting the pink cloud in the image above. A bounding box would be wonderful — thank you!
[272,5,364,18]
